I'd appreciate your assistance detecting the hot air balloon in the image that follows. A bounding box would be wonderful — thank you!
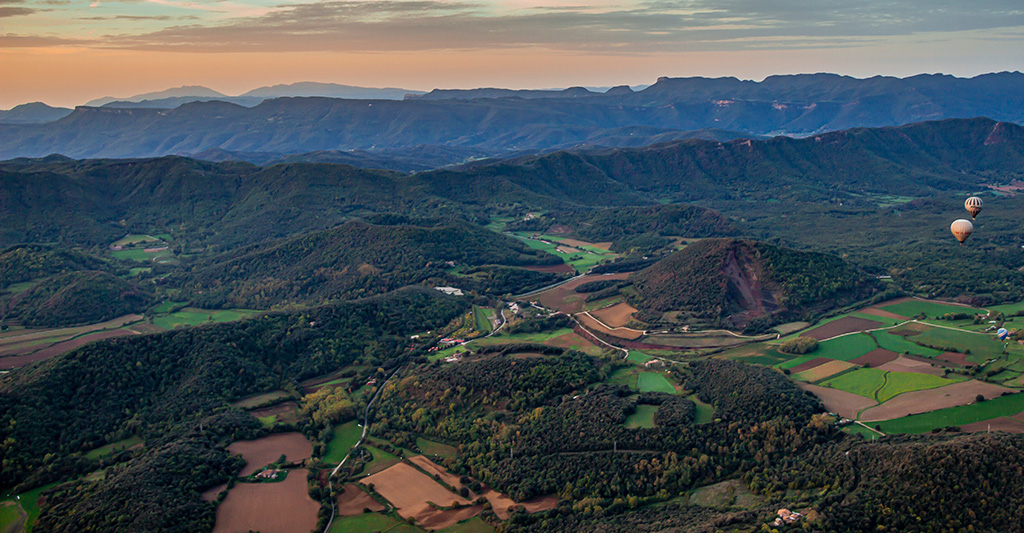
[998,328,1010,340]
[951,219,974,245]
[965,196,983,219]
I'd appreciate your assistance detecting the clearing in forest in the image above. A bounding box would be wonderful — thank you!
[637,372,676,394]
[228,432,312,477]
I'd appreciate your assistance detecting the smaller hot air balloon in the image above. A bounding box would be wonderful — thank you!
[965,196,983,219]
[951,219,974,245]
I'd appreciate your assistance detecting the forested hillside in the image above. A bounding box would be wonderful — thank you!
[631,239,877,328]
[179,220,563,308]
[0,245,113,287]
[1,271,152,327]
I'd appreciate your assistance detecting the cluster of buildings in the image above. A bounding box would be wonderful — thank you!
[255,469,282,480]
[770,508,803,527]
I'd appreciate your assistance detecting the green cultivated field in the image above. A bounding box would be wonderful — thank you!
[689,394,716,424]
[990,300,1024,315]
[776,354,820,370]
[324,421,362,463]
[822,368,888,399]
[638,372,676,394]
[625,404,658,428]
[85,436,143,460]
[473,306,494,333]
[111,234,160,247]
[876,393,1024,434]
[330,512,419,533]
[417,437,458,459]
[880,300,982,319]
[16,482,57,532]
[871,330,944,358]
[912,327,1004,360]
[813,333,877,361]
[362,445,401,475]
[510,233,615,273]
[823,368,956,402]
[627,350,654,363]
[0,502,24,532]
[152,308,258,330]
[842,423,882,440]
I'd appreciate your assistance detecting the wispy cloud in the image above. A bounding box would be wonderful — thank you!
[6,0,1024,52]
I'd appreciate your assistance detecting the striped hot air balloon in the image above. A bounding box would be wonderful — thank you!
[965,196,983,219]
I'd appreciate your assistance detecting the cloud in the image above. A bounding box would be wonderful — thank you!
[0,5,33,15]
[10,0,1024,53]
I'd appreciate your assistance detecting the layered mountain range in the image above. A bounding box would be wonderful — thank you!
[2,72,1022,162]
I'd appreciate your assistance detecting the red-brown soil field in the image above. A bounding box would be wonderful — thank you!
[878,355,947,376]
[407,456,557,520]
[960,417,1024,433]
[859,307,909,320]
[859,381,1015,422]
[796,382,877,419]
[336,483,385,516]
[535,273,630,313]
[213,469,319,533]
[361,462,472,529]
[787,357,830,374]
[577,313,644,340]
[591,302,638,328]
[523,263,576,274]
[938,352,975,366]
[850,348,900,367]
[802,317,883,340]
[794,360,856,382]
[228,433,312,476]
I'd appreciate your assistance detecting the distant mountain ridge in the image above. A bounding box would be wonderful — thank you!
[2,72,1022,159]
[0,102,73,124]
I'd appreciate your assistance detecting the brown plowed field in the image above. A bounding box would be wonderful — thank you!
[406,456,557,520]
[535,273,630,313]
[803,317,883,340]
[336,483,385,515]
[859,381,1015,422]
[878,356,946,376]
[796,382,877,419]
[213,469,319,533]
[938,352,974,366]
[859,307,909,320]
[557,238,612,250]
[0,329,136,368]
[787,357,831,374]
[577,313,644,340]
[361,462,470,529]
[228,433,313,476]
[523,263,576,274]
[850,349,900,368]
[794,360,856,382]
[960,417,1024,434]
[543,331,598,350]
[249,401,298,419]
[591,302,638,328]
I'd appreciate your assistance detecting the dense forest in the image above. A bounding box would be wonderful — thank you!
[179,219,563,308]
[1,271,152,327]
[0,245,113,287]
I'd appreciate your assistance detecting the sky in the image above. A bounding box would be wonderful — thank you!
[2,0,1024,108]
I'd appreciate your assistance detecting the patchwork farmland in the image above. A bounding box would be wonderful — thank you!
[766,298,1024,436]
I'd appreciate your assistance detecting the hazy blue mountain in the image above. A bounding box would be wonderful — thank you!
[0,102,73,124]
[85,85,226,107]
[3,73,1023,160]
[240,81,423,100]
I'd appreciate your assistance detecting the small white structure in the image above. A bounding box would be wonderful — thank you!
[435,286,464,296]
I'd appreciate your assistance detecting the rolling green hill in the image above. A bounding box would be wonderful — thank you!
[0,245,112,288]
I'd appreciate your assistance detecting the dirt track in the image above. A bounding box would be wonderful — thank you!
[859,380,1015,422]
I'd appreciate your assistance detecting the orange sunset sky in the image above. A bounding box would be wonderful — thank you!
[2,1,1024,109]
